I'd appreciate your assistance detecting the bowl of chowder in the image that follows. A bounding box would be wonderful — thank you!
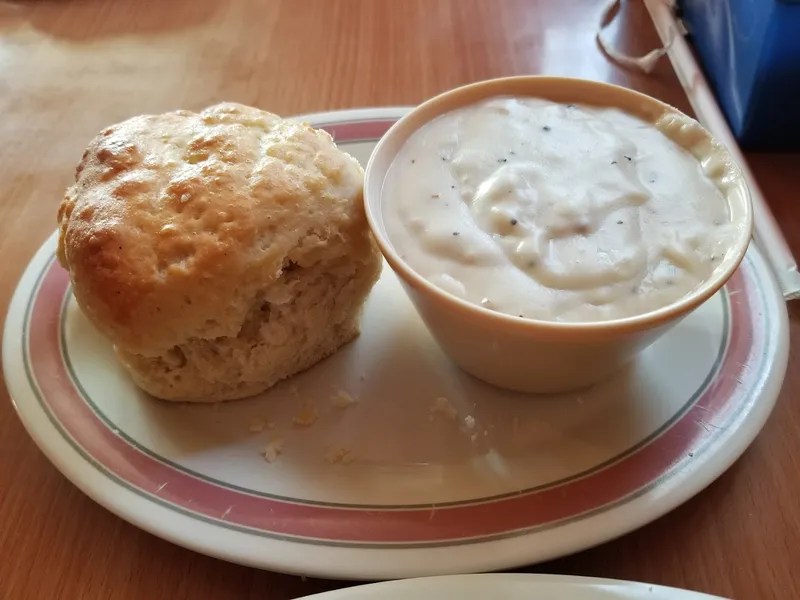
[364,77,753,394]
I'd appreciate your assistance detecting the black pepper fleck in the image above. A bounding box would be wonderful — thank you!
[617,220,624,225]
[411,159,415,164]
[710,255,718,262]
[649,179,656,184]
[441,157,447,162]
[452,232,460,236]
[623,155,632,161]
[566,104,576,109]
[510,218,518,226]
[510,151,516,155]
[498,158,508,163]
[450,185,455,189]
[688,452,694,458]
[611,161,617,165]
[542,126,551,132]
[518,314,524,318]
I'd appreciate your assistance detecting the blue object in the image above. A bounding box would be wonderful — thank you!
[680,0,800,151]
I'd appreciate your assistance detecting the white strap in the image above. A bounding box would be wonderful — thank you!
[596,0,686,74]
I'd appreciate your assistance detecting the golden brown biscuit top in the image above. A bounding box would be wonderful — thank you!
[57,102,367,356]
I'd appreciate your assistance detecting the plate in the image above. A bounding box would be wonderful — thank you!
[298,574,727,600]
[3,108,789,580]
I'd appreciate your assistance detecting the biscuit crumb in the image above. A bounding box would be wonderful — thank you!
[249,417,276,432]
[249,418,266,432]
[331,389,359,409]
[463,415,476,430]
[430,396,458,420]
[263,437,284,463]
[325,446,355,464]
[293,404,318,427]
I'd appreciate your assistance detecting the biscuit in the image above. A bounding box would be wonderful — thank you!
[57,102,382,401]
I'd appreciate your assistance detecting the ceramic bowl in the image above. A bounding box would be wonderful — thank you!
[363,76,753,394]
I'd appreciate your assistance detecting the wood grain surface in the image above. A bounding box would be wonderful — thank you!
[0,1,798,598]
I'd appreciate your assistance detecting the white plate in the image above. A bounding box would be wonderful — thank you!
[299,574,728,600]
[3,108,789,581]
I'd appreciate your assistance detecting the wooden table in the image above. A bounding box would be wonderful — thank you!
[0,1,798,598]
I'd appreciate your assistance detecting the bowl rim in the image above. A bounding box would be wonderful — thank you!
[363,75,754,337]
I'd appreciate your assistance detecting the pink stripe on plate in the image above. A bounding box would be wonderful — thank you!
[26,259,761,544]
[318,119,396,142]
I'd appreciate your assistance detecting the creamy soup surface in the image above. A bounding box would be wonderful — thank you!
[381,97,741,322]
